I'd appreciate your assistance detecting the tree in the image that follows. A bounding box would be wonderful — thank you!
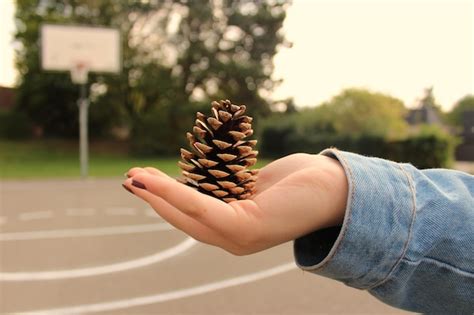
[14,0,148,137]
[318,88,408,139]
[259,88,409,158]
[447,95,474,130]
[14,0,290,142]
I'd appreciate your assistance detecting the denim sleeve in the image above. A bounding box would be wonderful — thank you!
[293,149,474,313]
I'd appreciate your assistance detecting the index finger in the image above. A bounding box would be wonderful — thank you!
[131,172,239,232]
[126,166,169,178]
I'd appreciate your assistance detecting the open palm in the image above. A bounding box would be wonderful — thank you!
[124,153,347,255]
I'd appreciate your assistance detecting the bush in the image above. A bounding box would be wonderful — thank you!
[130,102,211,157]
[259,123,456,168]
[130,107,184,156]
[390,133,457,169]
[0,110,32,139]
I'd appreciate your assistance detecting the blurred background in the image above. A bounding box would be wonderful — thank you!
[0,0,472,314]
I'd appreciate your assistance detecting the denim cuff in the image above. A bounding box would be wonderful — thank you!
[293,149,416,289]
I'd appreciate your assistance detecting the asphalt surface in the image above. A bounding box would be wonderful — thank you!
[0,178,409,314]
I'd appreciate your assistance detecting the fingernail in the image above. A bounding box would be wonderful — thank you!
[132,180,146,190]
[124,172,131,178]
[122,184,134,195]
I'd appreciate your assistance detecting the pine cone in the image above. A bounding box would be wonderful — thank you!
[178,99,258,203]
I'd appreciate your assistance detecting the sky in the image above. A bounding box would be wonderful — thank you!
[0,0,472,110]
[0,0,15,89]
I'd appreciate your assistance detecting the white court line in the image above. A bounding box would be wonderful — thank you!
[0,223,174,241]
[18,211,53,221]
[0,237,197,281]
[144,208,158,217]
[104,207,137,216]
[65,208,96,217]
[26,262,296,314]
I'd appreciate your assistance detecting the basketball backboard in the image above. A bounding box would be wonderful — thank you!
[40,24,121,178]
[41,24,121,74]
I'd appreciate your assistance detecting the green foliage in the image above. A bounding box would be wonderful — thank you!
[259,88,409,156]
[131,104,187,156]
[447,95,474,129]
[0,110,32,139]
[259,89,455,168]
[258,112,299,155]
[393,133,456,169]
[15,72,81,137]
[14,0,289,140]
[14,0,131,137]
[0,139,178,178]
[259,125,456,168]
[0,139,271,179]
[319,88,408,139]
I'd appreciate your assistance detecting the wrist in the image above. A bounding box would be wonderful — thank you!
[316,154,348,228]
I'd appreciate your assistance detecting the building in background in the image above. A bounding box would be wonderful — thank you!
[405,88,474,161]
[406,103,441,125]
[406,87,442,126]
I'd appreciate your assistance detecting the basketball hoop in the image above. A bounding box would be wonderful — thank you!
[41,24,121,179]
[71,62,89,84]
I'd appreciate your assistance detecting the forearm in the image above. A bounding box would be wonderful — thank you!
[294,149,474,313]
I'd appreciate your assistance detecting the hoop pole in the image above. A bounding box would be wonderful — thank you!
[78,83,89,178]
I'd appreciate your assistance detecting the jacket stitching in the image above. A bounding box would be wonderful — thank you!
[368,163,417,289]
[402,257,474,277]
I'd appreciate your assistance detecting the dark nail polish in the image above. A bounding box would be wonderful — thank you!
[122,184,134,194]
[132,180,146,190]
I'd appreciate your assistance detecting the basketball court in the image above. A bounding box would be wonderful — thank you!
[0,23,411,314]
[0,177,409,314]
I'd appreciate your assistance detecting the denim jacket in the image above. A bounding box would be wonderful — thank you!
[294,149,474,313]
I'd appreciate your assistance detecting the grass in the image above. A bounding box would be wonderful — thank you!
[0,140,269,179]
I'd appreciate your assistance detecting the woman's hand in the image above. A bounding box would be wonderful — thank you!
[123,153,348,255]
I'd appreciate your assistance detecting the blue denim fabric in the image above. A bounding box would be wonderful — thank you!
[294,149,474,313]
